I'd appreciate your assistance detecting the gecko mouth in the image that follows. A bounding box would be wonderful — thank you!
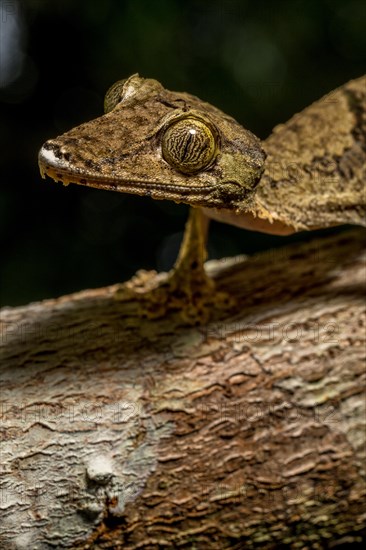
[38,145,247,208]
[39,161,216,197]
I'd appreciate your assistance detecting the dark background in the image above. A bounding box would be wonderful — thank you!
[1,0,365,307]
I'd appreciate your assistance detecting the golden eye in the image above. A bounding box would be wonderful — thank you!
[162,117,217,174]
[104,79,128,113]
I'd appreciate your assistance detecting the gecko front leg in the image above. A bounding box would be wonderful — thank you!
[125,207,232,323]
[173,208,210,287]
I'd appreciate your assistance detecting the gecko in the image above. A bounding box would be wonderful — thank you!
[38,74,366,320]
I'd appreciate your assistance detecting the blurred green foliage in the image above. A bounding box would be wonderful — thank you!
[1,0,365,306]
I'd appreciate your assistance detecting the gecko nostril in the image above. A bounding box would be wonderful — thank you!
[42,140,57,152]
[42,141,62,158]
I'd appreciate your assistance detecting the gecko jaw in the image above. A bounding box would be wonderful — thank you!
[38,154,221,207]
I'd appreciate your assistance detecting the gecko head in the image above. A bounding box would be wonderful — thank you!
[39,74,266,210]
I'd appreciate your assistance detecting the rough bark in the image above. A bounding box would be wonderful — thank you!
[1,229,365,550]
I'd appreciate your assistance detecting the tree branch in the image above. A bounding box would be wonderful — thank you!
[1,229,365,549]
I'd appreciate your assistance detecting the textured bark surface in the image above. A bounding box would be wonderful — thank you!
[1,229,365,550]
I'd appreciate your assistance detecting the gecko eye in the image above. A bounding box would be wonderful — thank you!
[104,79,128,113]
[162,117,217,174]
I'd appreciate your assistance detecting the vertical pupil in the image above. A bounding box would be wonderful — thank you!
[181,132,193,161]
[177,124,205,163]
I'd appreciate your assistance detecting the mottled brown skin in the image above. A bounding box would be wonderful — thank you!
[203,77,366,233]
[255,76,366,230]
[39,74,366,236]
